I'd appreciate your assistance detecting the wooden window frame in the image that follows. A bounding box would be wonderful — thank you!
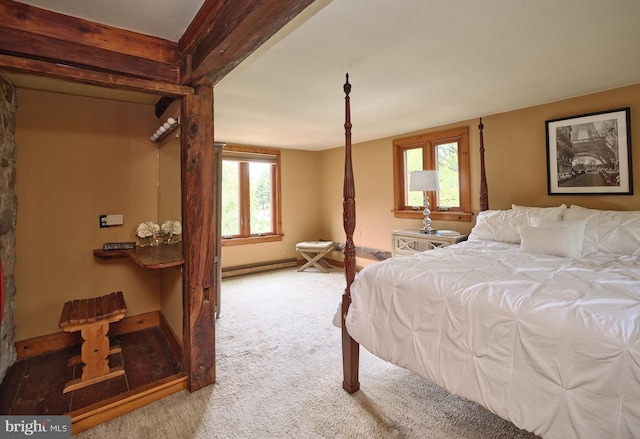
[393,127,472,222]
[221,145,283,246]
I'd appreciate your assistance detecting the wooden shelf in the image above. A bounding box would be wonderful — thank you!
[94,242,183,269]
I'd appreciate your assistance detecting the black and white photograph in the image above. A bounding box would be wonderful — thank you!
[546,107,632,195]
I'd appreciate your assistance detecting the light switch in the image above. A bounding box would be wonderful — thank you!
[106,214,124,226]
[99,214,124,228]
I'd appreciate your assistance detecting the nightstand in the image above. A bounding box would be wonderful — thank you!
[391,229,468,257]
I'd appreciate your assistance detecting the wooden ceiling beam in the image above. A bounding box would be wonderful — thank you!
[0,0,179,64]
[0,0,180,89]
[1,27,179,84]
[179,0,315,86]
[0,54,193,97]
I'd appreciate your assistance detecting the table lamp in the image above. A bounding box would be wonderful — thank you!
[410,170,440,234]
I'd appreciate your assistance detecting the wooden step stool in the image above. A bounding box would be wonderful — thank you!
[296,241,334,272]
[59,291,127,393]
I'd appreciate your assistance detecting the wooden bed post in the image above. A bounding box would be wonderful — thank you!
[341,74,360,394]
[479,117,489,211]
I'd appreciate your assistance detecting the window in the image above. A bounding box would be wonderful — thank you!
[393,127,471,222]
[221,145,282,245]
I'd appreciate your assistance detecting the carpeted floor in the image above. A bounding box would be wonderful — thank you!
[76,267,539,439]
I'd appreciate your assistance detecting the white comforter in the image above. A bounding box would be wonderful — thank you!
[345,240,640,439]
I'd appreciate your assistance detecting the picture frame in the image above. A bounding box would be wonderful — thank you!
[546,107,632,195]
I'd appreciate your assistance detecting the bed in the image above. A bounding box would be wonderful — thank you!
[338,76,640,439]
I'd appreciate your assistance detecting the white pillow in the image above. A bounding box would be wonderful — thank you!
[563,205,640,256]
[469,205,567,244]
[512,204,567,217]
[469,209,520,243]
[519,218,587,258]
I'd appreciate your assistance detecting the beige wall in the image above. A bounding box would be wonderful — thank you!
[319,83,640,259]
[483,84,640,211]
[156,100,183,342]
[15,89,161,340]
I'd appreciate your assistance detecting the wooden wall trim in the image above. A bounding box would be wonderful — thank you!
[159,313,182,362]
[69,374,187,435]
[14,311,162,360]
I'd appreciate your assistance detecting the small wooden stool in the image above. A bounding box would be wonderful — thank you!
[296,241,334,272]
[59,291,127,393]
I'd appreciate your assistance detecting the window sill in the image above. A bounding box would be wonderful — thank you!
[221,234,283,247]
[393,210,472,222]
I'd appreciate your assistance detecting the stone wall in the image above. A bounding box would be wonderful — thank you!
[0,74,17,382]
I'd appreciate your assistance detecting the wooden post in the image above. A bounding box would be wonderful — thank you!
[479,117,489,212]
[181,85,217,391]
[341,74,360,394]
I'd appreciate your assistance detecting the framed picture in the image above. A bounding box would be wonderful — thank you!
[546,107,632,195]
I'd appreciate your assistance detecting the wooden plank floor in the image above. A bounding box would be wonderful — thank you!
[0,326,185,417]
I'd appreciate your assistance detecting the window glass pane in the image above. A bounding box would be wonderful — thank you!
[405,148,423,206]
[222,160,240,236]
[249,162,272,234]
[436,142,460,208]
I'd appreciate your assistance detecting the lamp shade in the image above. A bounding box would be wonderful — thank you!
[410,170,440,191]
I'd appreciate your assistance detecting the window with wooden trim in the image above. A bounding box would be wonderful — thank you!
[221,145,283,245]
[393,127,471,222]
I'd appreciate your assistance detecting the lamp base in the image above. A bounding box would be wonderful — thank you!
[419,227,436,235]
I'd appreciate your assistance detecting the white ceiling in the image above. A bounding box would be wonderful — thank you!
[13,0,640,151]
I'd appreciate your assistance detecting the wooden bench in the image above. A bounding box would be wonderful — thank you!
[59,291,127,393]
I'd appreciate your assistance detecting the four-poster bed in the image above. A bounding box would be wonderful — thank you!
[339,75,640,439]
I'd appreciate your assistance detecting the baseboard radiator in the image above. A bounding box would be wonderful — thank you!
[221,245,389,279]
[221,258,299,278]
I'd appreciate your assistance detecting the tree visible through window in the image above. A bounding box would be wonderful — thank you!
[393,127,471,222]
[250,162,272,234]
[221,146,282,244]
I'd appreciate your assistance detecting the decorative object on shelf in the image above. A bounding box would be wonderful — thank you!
[437,230,461,237]
[150,117,179,143]
[136,221,160,247]
[102,242,136,251]
[161,220,182,244]
[409,170,440,234]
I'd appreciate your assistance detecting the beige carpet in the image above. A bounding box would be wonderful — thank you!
[77,267,539,439]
